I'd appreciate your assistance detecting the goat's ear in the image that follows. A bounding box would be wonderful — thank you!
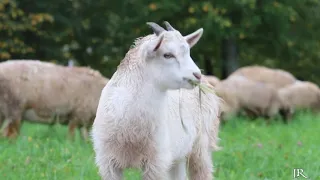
[184,28,203,48]
[153,34,164,51]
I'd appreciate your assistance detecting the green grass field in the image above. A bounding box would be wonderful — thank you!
[1,112,319,180]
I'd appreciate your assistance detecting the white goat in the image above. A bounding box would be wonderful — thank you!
[91,21,220,180]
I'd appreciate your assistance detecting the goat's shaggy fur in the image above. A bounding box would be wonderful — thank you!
[92,24,221,180]
[229,65,297,89]
[0,60,108,140]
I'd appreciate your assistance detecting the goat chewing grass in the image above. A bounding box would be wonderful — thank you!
[181,79,217,180]
[180,79,216,132]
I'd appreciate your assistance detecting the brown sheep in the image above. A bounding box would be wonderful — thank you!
[213,81,240,121]
[218,75,285,122]
[0,60,109,140]
[203,75,220,87]
[229,65,297,89]
[278,81,320,120]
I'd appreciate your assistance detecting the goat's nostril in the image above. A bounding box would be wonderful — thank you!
[193,72,202,80]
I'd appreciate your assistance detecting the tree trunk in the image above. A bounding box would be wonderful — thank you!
[204,56,213,75]
[221,38,239,79]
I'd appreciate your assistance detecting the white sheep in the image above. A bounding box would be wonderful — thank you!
[91,22,221,180]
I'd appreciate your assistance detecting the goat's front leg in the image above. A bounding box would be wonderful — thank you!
[95,154,124,180]
[188,137,214,180]
[142,150,171,180]
[99,165,123,180]
[169,158,187,180]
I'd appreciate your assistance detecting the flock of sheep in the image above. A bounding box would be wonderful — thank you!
[0,21,319,180]
[204,65,320,123]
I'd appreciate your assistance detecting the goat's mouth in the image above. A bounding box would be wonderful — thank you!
[187,79,200,87]
[186,79,216,94]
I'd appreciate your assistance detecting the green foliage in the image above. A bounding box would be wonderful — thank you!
[0,0,319,83]
[0,112,319,179]
[0,0,53,60]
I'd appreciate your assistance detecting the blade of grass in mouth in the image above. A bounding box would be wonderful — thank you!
[180,80,216,133]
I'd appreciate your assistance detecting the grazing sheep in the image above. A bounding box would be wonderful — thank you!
[91,22,221,180]
[229,65,297,89]
[220,75,284,121]
[203,75,220,87]
[278,81,320,120]
[0,60,109,140]
[213,81,240,121]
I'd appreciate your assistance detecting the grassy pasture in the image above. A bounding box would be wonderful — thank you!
[0,111,319,180]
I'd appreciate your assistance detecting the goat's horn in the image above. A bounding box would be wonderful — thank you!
[146,22,165,36]
[163,21,175,31]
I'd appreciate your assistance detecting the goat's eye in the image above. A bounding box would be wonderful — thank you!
[163,53,175,59]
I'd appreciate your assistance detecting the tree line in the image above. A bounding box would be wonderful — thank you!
[1,0,319,84]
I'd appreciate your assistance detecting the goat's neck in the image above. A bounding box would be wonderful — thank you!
[132,76,167,111]
[115,67,168,115]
